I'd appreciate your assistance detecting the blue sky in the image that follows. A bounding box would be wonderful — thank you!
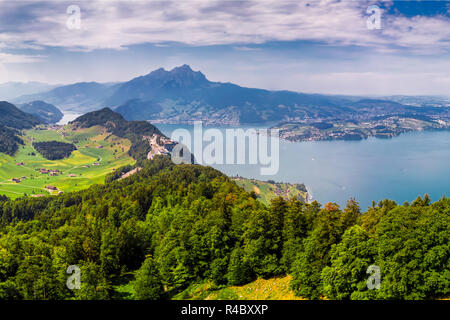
[0,0,449,96]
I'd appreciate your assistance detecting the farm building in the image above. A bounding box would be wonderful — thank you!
[46,185,58,191]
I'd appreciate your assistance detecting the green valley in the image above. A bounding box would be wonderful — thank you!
[0,124,135,199]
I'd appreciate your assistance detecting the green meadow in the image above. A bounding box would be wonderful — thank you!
[0,125,135,199]
[232,177,308,205]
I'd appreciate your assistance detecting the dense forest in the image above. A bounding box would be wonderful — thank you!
[0,101,41,129]
[0,102,41,157]
[0,125,24,156]
[71,108,163,160]
[0,156,448,300]
[32,141,77,160]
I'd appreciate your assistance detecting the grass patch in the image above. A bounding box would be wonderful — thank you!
[232,177,308,205]
[174,276,304,300]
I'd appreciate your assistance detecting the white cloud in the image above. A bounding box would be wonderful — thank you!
[0,0,448,53]
[233,46,261,51]
[0,52,44,64]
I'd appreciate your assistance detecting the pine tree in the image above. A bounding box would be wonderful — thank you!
[133,257,165,300]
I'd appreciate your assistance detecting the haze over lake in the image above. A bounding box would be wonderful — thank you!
[156,124,450,209]
[57,111,83,125]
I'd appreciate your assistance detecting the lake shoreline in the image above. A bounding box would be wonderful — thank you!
[154,123,450,208]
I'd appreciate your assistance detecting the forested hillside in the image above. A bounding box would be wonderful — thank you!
[0,126,24,156]
[0,101,41,129]
[0,156,448,300]
[71,108,163,161]
[0,102,41,157]
[19,101,63,124]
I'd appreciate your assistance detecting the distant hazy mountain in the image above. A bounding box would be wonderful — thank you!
[0,82,57,101]
[15,82,120,112]
[0,101,41,129]
[13,65,450,125]
[111,65,355,123]
[380,95,450,108]
[106,65,210,106]
[112,65,425,124]
[18,100,64,124]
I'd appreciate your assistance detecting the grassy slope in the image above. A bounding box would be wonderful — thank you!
[232,177,308,206]
[173,276,302,300]
[0,125,135,199]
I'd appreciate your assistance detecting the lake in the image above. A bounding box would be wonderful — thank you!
[155,123,450,209]
[57,111,83,125]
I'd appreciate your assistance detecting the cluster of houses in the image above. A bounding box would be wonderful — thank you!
[11,176,27,183]
[39,168,61,176]
[144,134,177,160]
[45,185,64,195]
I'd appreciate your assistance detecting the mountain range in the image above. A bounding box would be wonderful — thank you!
[0,82,57,101]
[15,82,119,113]
[12,65,450,125]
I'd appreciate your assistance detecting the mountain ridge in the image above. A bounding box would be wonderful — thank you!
[18,100,63,124]
[13,65,450,126]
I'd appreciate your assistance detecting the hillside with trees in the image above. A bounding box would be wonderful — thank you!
[0,126,24,156]
[0,102,41,156]
[19,100,63,124]
[0,101,41,129]
[71,108,163,161]
[0,156,447,300]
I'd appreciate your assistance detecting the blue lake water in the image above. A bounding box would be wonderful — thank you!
[155,123,450,209]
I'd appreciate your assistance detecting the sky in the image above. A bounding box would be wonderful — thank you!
[0,0,449,96]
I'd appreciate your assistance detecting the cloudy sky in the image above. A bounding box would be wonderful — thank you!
[0,0,449,95]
